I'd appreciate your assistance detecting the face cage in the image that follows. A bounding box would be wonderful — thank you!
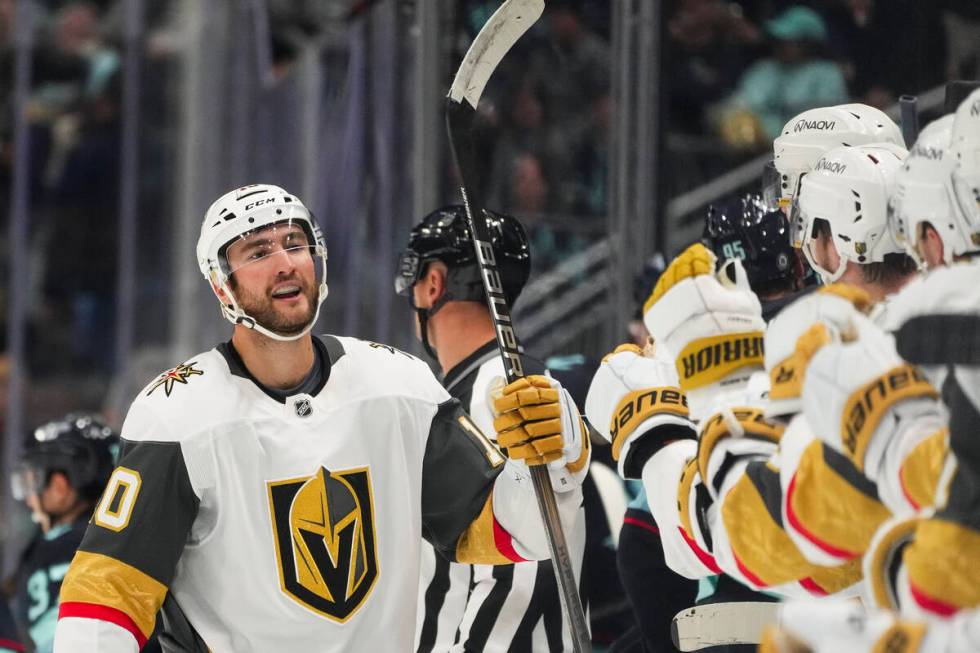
[394,249,422,298]
[210,221,329,342]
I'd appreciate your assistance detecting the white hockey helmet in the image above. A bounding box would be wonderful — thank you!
[887,114,971,267]
[947,87,980,256]
[196,184,328,341]
[793,142,908,283]
[764,103,903,209]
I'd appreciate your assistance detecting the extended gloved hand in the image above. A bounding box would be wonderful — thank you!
[491,375,590,492]
[642,243,766,419]
[585,342,695,478]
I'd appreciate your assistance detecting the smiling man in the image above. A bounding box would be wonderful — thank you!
[52,184,588,653]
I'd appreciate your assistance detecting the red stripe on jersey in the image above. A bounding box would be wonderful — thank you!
[492,517,528,563]
[898,467,922,512]
[677,526,722,574]
[798,576,829,596]
[910,583,958,617]
[623,516,660,536]
[59,601,148,648]
[785,473,859,560]
[0,638,25,652]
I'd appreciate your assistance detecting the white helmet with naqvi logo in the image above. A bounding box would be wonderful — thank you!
[793,142,907,283]
[196,184,328,341]
[887,114,969,267]
[764,104,904,210]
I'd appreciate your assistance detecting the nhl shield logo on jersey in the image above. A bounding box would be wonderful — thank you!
[267,466,379,622]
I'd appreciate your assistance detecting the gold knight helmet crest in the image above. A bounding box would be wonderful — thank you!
[267,466,379,622]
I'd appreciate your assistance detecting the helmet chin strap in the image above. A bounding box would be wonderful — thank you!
[414,292,452,361]
[219,279,329,342]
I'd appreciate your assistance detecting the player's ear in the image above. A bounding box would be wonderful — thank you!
[422,261,448,303]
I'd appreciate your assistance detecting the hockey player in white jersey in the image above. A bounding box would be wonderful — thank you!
[397,206,589,652]
[765,91,980,652]
[52,184,589,653]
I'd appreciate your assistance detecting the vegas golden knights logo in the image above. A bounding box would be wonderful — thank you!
[267,466,379,622]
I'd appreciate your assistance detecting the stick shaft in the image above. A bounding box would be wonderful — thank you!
[447,99,592,652]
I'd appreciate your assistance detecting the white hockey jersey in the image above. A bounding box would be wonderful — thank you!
[54,335,581,653]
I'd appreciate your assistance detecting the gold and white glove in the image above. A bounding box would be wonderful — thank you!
[585,343,695,478]
[764,283,873,419]
[490,375,590,492]
[801,312,945,512]
[642,243,766,420]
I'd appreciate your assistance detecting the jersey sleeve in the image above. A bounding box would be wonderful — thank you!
[55,403,201,651]
[421,398,583,564]
[421,399,509,563]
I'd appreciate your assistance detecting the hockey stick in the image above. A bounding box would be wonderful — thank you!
[899,95,919,148]
[672,602,781,651]
[446,2,591,651]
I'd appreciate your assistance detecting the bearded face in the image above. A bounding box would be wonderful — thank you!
[229,270,318,336]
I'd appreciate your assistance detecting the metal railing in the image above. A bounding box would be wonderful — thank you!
[515,83,949,361]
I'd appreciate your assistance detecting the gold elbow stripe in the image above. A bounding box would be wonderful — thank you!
[455,494,514,565]
[697,407,783,483]
[59,550,167,640]
[904,518,980,613]
[610,387,689,460]
[840,364,937,472]
[787,441,890,559]
[675,332,765,391]
[722,476,818,587]
[898,429,948,510]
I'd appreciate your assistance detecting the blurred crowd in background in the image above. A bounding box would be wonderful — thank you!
[0,0,975,470]
[0,0,978,650]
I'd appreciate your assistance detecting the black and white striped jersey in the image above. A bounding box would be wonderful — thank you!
[415,341,588,653]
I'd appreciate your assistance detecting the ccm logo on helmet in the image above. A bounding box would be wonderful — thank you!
[245,197,278,211]
[680,335,764,381]
[815,158,847,174]
[794,119,836,133]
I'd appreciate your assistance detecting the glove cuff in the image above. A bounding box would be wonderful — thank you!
[675,331,765,392]
[609,386,690,459]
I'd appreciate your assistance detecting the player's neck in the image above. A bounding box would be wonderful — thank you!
[232,328,316,389]
[431,304,497,375]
